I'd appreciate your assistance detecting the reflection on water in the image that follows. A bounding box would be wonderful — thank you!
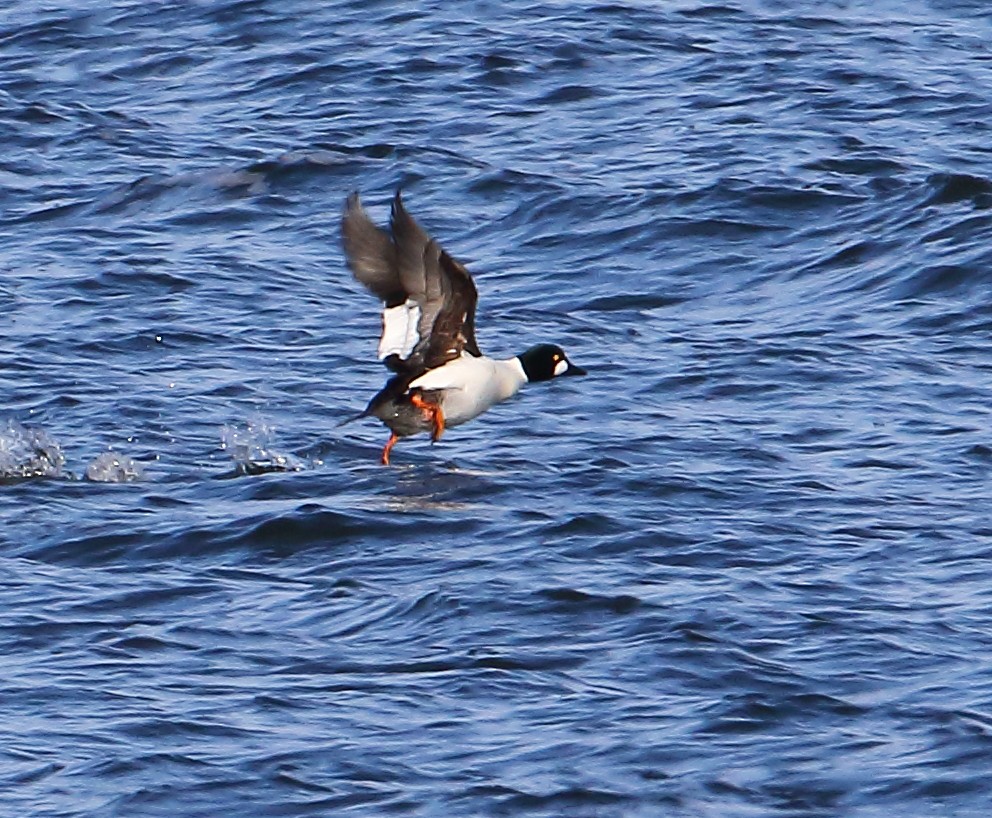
[385,462,500,512]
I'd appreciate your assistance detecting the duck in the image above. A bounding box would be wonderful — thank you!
[341,190,586,465]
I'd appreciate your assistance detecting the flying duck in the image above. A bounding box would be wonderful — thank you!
[341,190,586,465]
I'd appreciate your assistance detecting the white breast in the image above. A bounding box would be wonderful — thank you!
[409,355,527,427]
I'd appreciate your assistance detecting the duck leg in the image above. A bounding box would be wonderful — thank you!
[380,432,398,466]
[410,393,445,442]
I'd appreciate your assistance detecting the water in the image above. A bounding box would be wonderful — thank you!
[3,0,992,815]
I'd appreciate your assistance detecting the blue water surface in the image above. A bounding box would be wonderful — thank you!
[4,1,992,815]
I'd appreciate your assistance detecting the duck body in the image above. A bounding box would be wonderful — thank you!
[366,354,528,437]
[341,191,585,464]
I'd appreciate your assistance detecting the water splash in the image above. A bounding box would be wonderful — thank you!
[220,420,305,475]
[85,451,145,483]
[0,420,65,479]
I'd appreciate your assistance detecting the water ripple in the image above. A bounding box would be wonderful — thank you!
[4,1,992,816]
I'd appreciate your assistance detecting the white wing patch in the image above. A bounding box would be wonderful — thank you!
[378,299,421,359]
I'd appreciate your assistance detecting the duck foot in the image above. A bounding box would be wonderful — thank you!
[410,393,445,442]
[380,432,398,466]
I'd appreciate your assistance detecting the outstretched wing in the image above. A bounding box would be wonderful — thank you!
[341,190,482,373]
[424,245,480,369]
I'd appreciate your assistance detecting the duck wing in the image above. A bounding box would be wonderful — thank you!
[341,190,482,373]
[422,243,481,369]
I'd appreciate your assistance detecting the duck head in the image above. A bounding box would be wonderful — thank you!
[517,343,587,382]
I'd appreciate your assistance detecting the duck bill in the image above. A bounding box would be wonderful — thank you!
[564,362,587,377]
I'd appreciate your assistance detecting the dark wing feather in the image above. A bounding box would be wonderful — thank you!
[442,250,481,358]
[390,192,446,356]
[423,247,481,368]
[341,193,404,307]
[341,189,484,372]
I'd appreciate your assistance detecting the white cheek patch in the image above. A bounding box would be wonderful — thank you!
[553,359,568,377]
[378,300,421,359]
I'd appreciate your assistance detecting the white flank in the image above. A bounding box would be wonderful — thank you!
[408,355,528,427]
[378,300,421,359]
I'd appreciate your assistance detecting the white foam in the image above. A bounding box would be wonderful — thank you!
[0,419,65,479]
[220,420,305,474]
[85,452,145,483]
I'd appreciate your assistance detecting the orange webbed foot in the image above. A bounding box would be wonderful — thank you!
[410,393,445,442]
[380,433,398,466]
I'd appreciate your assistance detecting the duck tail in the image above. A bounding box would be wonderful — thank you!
[336,409,369,428]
